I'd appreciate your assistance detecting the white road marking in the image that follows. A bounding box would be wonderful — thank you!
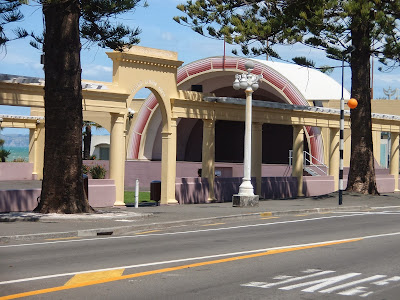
[279,273,361,292]
[242,270,336,289]
[0,212,380,248]
[372,276,400,286]
[320,275,387,294]
[242,270,399,298]
[371,206,400,209]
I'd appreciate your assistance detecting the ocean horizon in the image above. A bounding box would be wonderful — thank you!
[4,146,29,162]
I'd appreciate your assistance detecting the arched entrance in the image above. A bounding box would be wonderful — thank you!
[132,57,322,165]
[106,46,184,205]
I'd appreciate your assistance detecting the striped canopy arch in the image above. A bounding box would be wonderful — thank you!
[127,56,324,163]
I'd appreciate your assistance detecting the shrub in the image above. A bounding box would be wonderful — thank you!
[0,149,11,162]
[13,157,27,162]
[89,164,107,179]
[82,164,90,174]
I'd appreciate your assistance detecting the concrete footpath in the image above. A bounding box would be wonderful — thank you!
[1,191,400,243]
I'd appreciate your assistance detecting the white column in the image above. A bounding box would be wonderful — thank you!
[292,125,304,197]
[29,123,45,180]
[160,118,178,205]
[329,128,340,191]
[238,88,255,196]
[390,132,399,191]
[110,113,126,206]
[202,119,216,201]
[29,127,39,180]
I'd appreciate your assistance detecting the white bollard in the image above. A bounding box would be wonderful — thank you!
[135,179,139,208]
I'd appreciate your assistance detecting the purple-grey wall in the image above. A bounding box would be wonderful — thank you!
[0,163,33,180]
[0,180,116,212]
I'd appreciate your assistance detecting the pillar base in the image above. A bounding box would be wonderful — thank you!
[206,197,217,203]
[232,194,259,207]
[167,199,179,205]
[113,201,126,206]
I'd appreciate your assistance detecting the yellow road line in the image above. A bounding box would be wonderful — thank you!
[261,217,279,220]
[134,230,161,235]
[64,269,124,286]
[260,212,272,217]
[0,238,362,300]
[45,237,81,241]
[295,214,308,217]
[201,223,225,227]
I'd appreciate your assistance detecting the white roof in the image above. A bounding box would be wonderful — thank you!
[254,59,350,100]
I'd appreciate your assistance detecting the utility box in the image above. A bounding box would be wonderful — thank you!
[150,180,161,203]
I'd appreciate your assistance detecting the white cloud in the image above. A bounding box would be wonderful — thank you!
[82,64,113,81]
[374,73,400,84]
[161,32,174,41]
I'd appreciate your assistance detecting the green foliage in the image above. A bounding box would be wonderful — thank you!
[0,0,28,47]
[175,0,400,68]
[78,0,148,51]
[0,149,11,162]
[2,1,148,51]
[292,56,316,68]
[13,157,26,162]
[124,191,152,204]
[0,138,10,162]
[82,164,90,174]
[89,164,107,179]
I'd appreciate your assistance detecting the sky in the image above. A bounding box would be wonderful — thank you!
[1,0,400,135]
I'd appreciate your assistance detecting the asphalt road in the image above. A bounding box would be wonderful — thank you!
[1,209,400,299]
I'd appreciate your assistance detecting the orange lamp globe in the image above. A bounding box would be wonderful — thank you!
[347,98,358,109]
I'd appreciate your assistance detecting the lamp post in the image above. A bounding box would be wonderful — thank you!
[232,60,262,206]
[339,45,355,205]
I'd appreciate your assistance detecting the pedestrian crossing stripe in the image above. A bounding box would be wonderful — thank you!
[241,269,400,297]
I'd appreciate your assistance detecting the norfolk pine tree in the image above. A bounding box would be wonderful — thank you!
[0,0,28,46]
[175,0,400,195]
[2,0,146,213]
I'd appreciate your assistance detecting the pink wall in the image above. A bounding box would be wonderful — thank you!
[175,174,397,204]
[0,189,41,212]
[88,179,116,207]
[376,175,395,193]
[124,161,295,190]
[0,180,116,212]
[0,163,33,180]
[175,176,336,204]
[303,176,335,196]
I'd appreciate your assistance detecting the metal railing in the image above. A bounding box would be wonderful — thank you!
[289,150,328,176]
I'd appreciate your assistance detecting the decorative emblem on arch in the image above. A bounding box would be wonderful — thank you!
[128,56,323,163]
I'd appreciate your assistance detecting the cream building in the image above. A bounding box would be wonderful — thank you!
[1,46,399,206]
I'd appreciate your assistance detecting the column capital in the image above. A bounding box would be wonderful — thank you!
[203,119,215,128]
[252,122,263,130]
[110,112,125,124]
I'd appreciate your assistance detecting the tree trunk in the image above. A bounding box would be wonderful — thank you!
[83,125,92,160]
[346,16,379,195]
[35,0,93,213]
